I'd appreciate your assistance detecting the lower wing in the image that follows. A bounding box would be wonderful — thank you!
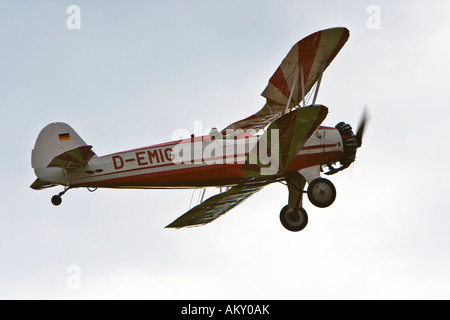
[165,182,270,228]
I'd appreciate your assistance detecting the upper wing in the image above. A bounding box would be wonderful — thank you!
[165,182,269,228]
[224,27,349,132]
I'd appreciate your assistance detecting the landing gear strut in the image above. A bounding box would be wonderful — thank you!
[280,172,309,232]
[51,186,70,206]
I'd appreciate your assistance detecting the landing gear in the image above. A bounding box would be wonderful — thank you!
[280,205,308,232]
[280,171,338,231]
[307,178,336,208]
[51,195,62,206]
[280,172,308,232]
[51,186,70,206]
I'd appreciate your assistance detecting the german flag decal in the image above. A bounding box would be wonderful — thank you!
[58,133,71,141]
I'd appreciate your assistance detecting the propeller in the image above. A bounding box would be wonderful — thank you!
[325,105,369,175]
[355,107,369,148]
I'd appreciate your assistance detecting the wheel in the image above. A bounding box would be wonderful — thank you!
[280,205,308,232]
[307,178,336,208]
[51,195,62,206]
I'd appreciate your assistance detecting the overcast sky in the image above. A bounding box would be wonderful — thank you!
[1,0,450,299]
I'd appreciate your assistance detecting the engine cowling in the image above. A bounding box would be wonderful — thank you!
[325,122,358,175]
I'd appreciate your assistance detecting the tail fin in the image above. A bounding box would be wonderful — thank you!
[31,122,96,189]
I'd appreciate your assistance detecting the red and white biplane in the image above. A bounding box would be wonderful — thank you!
[31,27,366,231]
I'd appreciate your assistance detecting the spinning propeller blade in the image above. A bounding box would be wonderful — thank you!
[356,107,369,148]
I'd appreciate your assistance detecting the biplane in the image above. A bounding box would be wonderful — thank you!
[30,27,366,231]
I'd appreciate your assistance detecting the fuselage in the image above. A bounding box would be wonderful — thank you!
[47,125,344,189]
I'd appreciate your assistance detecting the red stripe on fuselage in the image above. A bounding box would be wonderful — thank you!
[71,150,342,189]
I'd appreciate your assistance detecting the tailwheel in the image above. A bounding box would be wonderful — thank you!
[51,195,62,206]
[307,178,336,208]
[51,186,70,206]
[280,205,308,232]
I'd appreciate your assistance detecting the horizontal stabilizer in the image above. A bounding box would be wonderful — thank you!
[30,178,57,190]
[166,182,268,228]
[47,145,95,169]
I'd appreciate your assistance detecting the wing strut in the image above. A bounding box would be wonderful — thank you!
[300,63,306,107]
[284,65,299,114]
[312,65,324,105]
